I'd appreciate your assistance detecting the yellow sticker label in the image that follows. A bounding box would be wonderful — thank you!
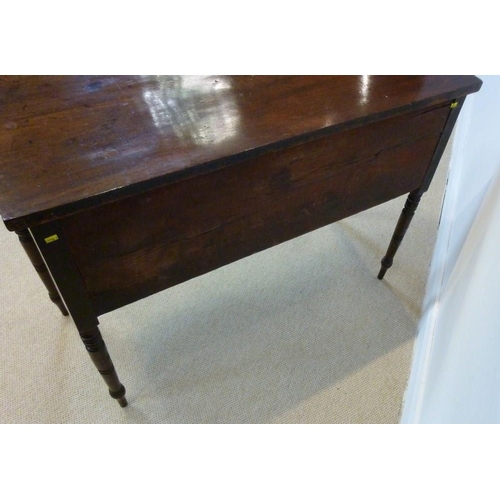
[44,234,59,244]
[450,102,458,109]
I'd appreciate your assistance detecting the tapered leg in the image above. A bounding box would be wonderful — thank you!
[80,326,128,407]
[16,229,69,316]
[378,190,422,280]
[377,99,466,281]
[30,222,127,408]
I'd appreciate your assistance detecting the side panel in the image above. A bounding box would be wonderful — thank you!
[61,104,451,314]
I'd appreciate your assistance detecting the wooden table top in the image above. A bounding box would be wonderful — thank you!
[0,75,481,231]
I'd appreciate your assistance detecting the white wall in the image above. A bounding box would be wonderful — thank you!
[401,75,500,423]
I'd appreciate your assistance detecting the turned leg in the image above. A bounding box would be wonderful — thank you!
[16,229,69,316]
[30,222,127,408]
[80,326,128,407]
[377,99,465,280]
[378,190,422,280]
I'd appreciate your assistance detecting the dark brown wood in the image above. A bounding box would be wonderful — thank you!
[377,190,423,280]
[0,76,482,231]
[61,102,451,315]
[79,326,127,407]
[30,221,98,331]
[377,98,466,279]
[30,221,127,407]
[0,76,482,408]
[417,98,466,194]
[15,228,69,315]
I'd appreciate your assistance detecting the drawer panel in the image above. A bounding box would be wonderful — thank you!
[61,104,450,314]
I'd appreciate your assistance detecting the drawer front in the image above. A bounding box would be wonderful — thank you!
[61,104,450,314]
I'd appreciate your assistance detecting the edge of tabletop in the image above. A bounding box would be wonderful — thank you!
[1,76,483,232]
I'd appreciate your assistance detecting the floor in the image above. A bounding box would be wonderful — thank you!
[0,151,449,424]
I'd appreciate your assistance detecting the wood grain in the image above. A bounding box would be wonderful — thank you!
[0,76,482,231]
[60,103,451,314]
[0,76,483,409]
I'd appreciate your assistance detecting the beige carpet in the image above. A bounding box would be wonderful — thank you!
[0,150,450,424]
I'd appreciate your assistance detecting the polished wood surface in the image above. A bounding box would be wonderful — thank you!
[0,76,481,231]
[0,76,482,407]
[61,103,450,314]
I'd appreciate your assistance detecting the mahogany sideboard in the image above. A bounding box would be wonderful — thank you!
[0,76,482,407]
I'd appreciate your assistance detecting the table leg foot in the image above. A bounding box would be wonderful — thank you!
[80,326,128,407]
[378,190,422,279]
[110,385,128,407]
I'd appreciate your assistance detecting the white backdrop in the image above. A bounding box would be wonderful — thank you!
[401,75,500,423]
